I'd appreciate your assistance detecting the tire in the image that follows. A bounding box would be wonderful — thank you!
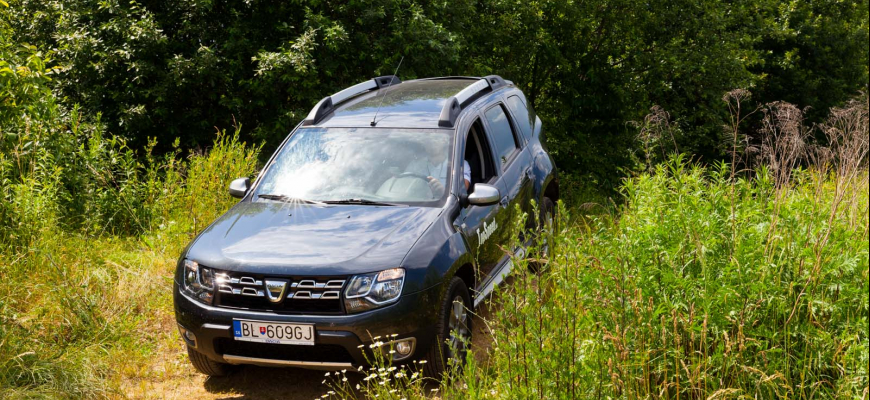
[423,277,472,378]
[540,197,556,241]
[531,197,555,271]
[187,345,232,377]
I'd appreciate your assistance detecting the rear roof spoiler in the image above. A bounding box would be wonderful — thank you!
[302,75,401,126]
[438,75,507,128]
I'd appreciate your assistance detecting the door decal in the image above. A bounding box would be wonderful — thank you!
[477,220,498,246]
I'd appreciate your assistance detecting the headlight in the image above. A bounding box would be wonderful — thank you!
[181,260,215,304]
[344,268,405,313]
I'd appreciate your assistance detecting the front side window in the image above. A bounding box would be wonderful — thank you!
[254,127,453,206]
[484,105,519,166]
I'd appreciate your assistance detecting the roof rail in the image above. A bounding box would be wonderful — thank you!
[437,75,508,128]
[302,75,401,126]
[417,76,482,82]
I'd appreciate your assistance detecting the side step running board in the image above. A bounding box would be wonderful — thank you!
[472,247,525,308]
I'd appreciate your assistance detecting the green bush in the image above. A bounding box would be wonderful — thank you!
[4,0,868,183]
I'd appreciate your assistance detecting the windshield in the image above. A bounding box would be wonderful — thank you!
[255,127,453,206]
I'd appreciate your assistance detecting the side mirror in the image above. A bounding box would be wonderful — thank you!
[228,177,250,198]
[467,183,500,206]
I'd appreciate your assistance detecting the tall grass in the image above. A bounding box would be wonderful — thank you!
[323,162,868,400]
[0,121,261,397]
[330,169,867,400]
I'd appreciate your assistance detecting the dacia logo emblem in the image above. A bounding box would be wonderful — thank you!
[265,279,288,303]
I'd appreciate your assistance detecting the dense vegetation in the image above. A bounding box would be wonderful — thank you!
[3,0,868,184]
[1,0,868,398]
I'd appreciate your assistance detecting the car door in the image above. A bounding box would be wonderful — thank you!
[503,95,539,235]
[481,102,535,246]
[456,118,511,291]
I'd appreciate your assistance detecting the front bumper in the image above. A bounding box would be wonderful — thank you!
[173,282,442,369]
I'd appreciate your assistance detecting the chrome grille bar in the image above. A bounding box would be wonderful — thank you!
[215,273,345,301]
[287,279,346,299]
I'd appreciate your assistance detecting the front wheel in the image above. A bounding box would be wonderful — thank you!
[187,345,233,377]
[423,277,472,378]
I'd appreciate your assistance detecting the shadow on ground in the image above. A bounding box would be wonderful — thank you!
[201,366,359,400]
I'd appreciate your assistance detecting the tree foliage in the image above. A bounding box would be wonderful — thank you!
[3,0,868,184]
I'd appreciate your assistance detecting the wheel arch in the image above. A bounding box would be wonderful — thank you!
[543,175,559,203]
[452,262,475,293]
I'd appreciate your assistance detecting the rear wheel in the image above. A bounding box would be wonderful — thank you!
[187,345,232,377]
[530,197,555,271]
[423,277,472,378]
[540,197,556,255]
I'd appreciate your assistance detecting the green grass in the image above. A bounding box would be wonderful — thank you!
[1,128,261,398]
[482,161,867,399]
[1,118,867,399]
[320,159,868,400]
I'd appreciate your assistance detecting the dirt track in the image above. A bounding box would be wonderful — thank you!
[124,302,495,399]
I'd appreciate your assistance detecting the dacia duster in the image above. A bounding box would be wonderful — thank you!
[174,75,558,377]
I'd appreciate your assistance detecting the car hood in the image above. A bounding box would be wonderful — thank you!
[184,201,443,275]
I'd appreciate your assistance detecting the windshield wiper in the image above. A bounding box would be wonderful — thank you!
[322,198,407,207]
[257,194,326,205]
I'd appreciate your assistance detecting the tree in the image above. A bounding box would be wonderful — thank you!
[5,0,867,184]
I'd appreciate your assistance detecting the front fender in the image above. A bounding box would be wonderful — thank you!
[400,212,475,298]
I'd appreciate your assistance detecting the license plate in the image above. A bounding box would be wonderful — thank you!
[232,319,315,345]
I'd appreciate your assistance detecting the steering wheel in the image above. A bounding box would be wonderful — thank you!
[397,172,431,182]
[392,172,440,196]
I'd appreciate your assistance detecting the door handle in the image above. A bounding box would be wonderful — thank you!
[520,168,532,184]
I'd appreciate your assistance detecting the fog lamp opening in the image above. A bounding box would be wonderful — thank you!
[395,340,412,355]
[380,337,415,361]
[178,325,197,348]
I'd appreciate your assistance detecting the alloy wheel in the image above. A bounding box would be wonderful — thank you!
[446,295,470,362]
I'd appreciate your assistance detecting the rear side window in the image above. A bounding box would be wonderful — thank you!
[483,105,518,166]
[506,95,532,142]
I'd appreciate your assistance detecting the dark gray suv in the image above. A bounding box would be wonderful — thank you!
[173,75,558,377]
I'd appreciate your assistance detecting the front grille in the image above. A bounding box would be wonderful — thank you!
[215,338,355,363]
[213,270,346,314]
